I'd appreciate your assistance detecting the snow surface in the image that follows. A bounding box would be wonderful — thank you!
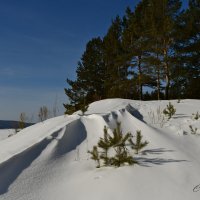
[0,99,200,200]
[0,130,15,141]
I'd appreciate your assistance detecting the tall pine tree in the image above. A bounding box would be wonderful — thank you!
[176,0,200,98]
[64,37,106,114]
[145,0,182,99]
[103,16,130,98]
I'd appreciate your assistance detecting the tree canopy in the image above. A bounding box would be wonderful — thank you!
[64,0,200,114]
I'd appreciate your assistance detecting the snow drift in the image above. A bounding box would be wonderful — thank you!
[0,99,200,200]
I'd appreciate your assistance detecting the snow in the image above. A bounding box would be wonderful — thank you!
[0,99,200,200]
[0,129,15,141]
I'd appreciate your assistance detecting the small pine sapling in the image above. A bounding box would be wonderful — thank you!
[192,112,200,120]
[88,146,100,168]
[130,130,148,154]
[189,125,198,135]
[110,147,136,167]
[88,122,137,168]
[163,102,176,119]
[18,112,27,130]
[109,122,123,147]
[98,126,111,165]
[108,122,136,167]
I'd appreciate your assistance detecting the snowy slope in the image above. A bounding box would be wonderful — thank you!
[0,99,200,200]
[0,130,15,141]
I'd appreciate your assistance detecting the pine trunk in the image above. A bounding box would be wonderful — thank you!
[163,48,170,100]
[165,70,170,100]
[137,55,143,100]
[156,53,160,100]
[157,70,160,100]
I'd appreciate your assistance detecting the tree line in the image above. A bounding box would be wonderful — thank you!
[64,0,200,114]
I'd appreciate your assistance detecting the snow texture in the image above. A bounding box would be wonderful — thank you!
[0,99,200,200]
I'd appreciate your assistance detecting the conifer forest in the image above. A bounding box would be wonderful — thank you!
[64,0,200,114]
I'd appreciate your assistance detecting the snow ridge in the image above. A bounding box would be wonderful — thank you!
[0,99,199,200]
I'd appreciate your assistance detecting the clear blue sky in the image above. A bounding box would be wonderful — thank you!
[0,0,188,121]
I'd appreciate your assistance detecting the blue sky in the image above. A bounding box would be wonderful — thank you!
[0,0,188,121]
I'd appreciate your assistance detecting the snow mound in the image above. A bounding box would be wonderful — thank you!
[0,99,200,200]
[0,129,15,141]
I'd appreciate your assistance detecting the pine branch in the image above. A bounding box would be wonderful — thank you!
[132,130,148,154]
[88,146,100,168]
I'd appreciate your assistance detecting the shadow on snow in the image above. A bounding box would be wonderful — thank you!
[135,148,187,167]
[0,119,87,195]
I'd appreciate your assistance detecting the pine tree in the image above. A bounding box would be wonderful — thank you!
[145,0,182,100]
[106,122,136,167]
[76,37,106,101]
[88,146,100,168]
[163,102,176,119]
[189,125,198,135]
[64,37,106,114]
[103,16,129,98]
[19,112,26,130]
[130,130,148,154]
[98,126,111,165]
[122,2,154,100]
[63,79,83,114]
[63,0,199,103]
[175,0,200,98]
[88,123,137,168]
[110,147,136,167]
[141,0,164,100]
[79,92,89,115]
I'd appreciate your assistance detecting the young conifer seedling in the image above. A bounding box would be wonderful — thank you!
[19,112,26,130]
[192,112,200,120]
[88,122,137,168]
[88,146,100,168]
[98,126,111,166]
[130,130,148,154]
[189,125,198,135]
[109,123,136,167]
[163,102,176,119]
